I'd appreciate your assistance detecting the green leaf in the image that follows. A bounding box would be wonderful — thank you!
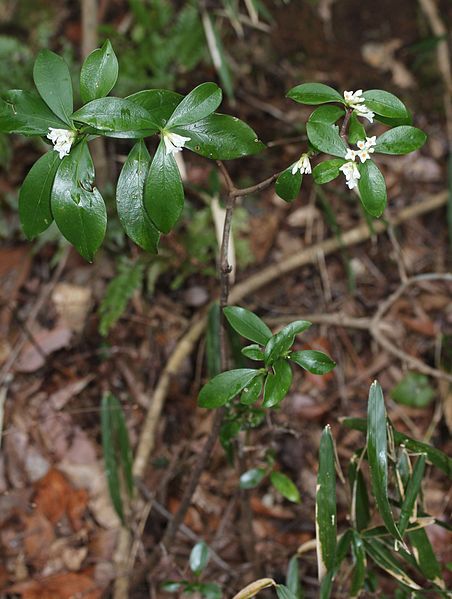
[363,539,421,590]
[240,467,267,489]
[224,306,272,345]
[198,368,260,408]
[391,372,435,408]
[374,126,427,155]
[290,350,336,375]
[113,395,134,497]
[350,532,366,597]
[341,417,452,478]
[0,90,69,135]
[264,320,312,365]
[127,89,183,129]
[161,581,183,592]
[189,541,210,575]
[167,82,222,128]
[348,112,366,145]
[398,454,426,535]
[241,344,265,361]
[240,375,264,405]
[287,83,344,105]
[206,302,221,378]
[286,556,303,599]
[270,471,300,503]
[80,39,119,104]
[348,457,370,531]
[19,150,60,238]
[357,160,387,217]
[408,528,444,588]
[116,140,160,253]
[367,381,403,544]
[276,585,298,599]
[72,97,158,138]
[275,166,302,202]
[144,139,184,233]
[198,582,222,599]
[262,358,293,407]
[308,105,346,125]
[51,141,106,261]
[172,113,265,160]
[33,49,73,126]
[313,159,346,184]
[306,120,347,158]
[362,90,409,120]
[101,393,124,521]
[316,425,337,581]
[319,530,353,599]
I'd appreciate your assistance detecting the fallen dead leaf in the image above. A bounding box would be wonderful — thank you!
[8,570,103,599]
[15,326,72,373]
[52,283,92,333]
[49,375,95,410]
[23,512,55,568]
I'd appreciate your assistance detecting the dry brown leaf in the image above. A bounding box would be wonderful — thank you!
[52,283,92,333]
[15,326,72,373]
[49,375,95,410]
[23,512,55,568]
[8,571,102,599]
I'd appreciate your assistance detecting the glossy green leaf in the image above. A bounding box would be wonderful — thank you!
[287,83,344,105]
[116,140,160,253]
[264,320,312,365]
[240,375,264,405]
[144,139,184,233]
[127,89,183,129]
[399,454,426,535]
[239,467,267,489]
[319,529,353,599]
[308,105,345,125]
[408,528,444,588]
[189,541,210,575]
[167,82,222,128]
[80,39,119,104]
[316,425,337,581]
[313,159,346,184]
[206,302,221,378]
[51,141,106,261]
[362,90,409,120]
[374,126,427,155]
[0,90,69,136]
[172,113,265,160]
[391,372,435,408]
[306,120,347,158]
[348,456,370,531]
[364,539,421,590]
[367,381,403,543]
[341,417,452,478]
[276,585,298,599]
[275,166,302,202]
[262,358,293,407]
[357,160,387,217]
[198,368,260,408]
[289,350,336,375]
[350,532,366,597]
[286,556,302,599]
[33,49,73,125]
[348,112,366,144]
[19,150,60,238]
[270,471,300,503]
[161,581,183,592]
[72,97,158,138]
[224,306,272,345]
[241,344,265,361]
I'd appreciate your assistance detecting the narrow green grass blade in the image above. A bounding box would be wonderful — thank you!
[408,528,445,589]
[101,393,124,522]
[398,454,426,536]
[316,425,337,584]
[286,555,303,598]
[112,395,134,497]
[348,451,370,531]
[364,539,422,591]
[350,532,366,596]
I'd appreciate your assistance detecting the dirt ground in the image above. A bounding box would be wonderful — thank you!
[0,1,451,597]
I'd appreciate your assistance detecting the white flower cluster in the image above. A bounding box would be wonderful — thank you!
[343,89,374,123]
[163,131,191,155]
[339,136,376,190]
[47,128,76,159]
[291,153,311,176]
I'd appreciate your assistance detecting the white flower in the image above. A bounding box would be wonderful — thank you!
[345,148,357,161]
[339,161,361,189]
[353,103,375,123]
[291,153,311,175]
[356,136,376,162]
[47,128,76,159]
[162,131,191,155]
[343,89,365,107]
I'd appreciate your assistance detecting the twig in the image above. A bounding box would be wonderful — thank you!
[340,108,353,142]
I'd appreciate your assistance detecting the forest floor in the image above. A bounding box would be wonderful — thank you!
[0,1,451,598]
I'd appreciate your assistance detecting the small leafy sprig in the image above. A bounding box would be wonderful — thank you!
[275,83,427,217]
[0,40,264,260]
[198,306,336,409]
